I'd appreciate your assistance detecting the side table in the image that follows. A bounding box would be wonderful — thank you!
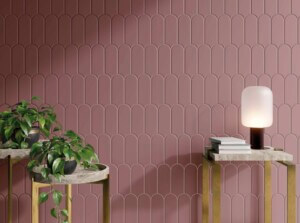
[203,147,295,223]
[31,164,110,223]
[0,149,30,223]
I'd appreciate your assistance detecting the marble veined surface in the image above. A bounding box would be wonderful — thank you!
[0,149,30,159]
[206,147,293,162]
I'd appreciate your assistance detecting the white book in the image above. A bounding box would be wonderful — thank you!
[212,143,251,150]
[210,137,246,145]
[217,150,252,154]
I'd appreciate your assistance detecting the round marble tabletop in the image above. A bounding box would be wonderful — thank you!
[32,164,109,185]
[0,149,30,159]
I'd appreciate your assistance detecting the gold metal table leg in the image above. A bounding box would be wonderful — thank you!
[202,156,210,223]
[278,161,296,223]
[31,181,39,223]
[8,156,12,223]
[287,164,296,223]
[103,176,110,223]
[212,162,221,223]
[66,184,72,223]
[264,161,272,223]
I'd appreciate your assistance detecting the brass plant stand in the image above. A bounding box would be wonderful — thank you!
[0,149,30,223]
[31,164,110,223]
[202,147,296,223]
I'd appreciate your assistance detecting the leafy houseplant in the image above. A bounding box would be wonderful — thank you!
[28,130,99,223]
[0,96,60,149]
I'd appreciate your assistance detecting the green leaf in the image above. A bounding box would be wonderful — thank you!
[2,141,19,149]
[29,142,43,157]
[23,115,33,127]
[63,147,73,160]
[52,190,62,206]
[15,130,24,143]
[52,158,64,174]
[20,100,28,108]
[38,117,46,129]
[50,208,57,218]
[4,126,14,139]
[31,96,40,101]
[41,167,50,179]
[40,128,50,137]
[27,160,38,171]
[39,192,48,203]
[20,122,29,136]
[53,126,61,132]
[48,113,56,123]
[64,130,79,139]
[79,149,95,162]
[20,141,28,149]
[61,209,68,217]
[47,153,55,165]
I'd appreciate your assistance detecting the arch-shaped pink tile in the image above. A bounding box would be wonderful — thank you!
[85,15,98,46]
[178,15,191,47]
[185,105,198,136]
[131,45,144,76]
[125,195,138,223]
[232,195,244,223]
[111,75,125,105]
[265,45,278,75]
[145,165,158,194]
[225,45,238,76]
[151,134,165,165]
[105,45,118,75]
[171,105,184,136]
[99,15,111,46]
[212,45,224,76]
[125,135,138,165]
[171,165,184,195]
[105,105,118,136]
[165,194,178,223]
[205,15,218,47]
[165,134,178,166]
[158,45,171,76]
[145,45,158,75]
[139,15,151,47]
[278,45,291,75]
[65,45,78,74]
[98,75,111,105]
[131,164,144,195]
[112,15,124,47]
[231,15,244,47]
[191,76,204,106]
[151,15,164,46]
[191,15,204,46]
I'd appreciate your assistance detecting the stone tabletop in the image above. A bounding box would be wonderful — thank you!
[0,149,30,159]
[206,146,293,162]
[32,164,109,185]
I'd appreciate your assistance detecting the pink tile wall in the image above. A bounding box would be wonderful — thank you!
[0,0,300,222]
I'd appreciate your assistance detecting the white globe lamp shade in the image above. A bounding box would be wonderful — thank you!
[241,86,273,149]
[241,86,273,128]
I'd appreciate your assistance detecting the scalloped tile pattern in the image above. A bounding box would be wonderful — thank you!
[0,0,300,222]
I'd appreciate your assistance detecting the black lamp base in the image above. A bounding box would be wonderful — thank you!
[250,128,264,149]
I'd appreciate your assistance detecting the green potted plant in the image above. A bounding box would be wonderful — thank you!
[0,96,60,149]
[27,130,99,223]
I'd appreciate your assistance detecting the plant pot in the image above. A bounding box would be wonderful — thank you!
[25,127,40,147]
[47,159,77,175]
[63,160,77,175]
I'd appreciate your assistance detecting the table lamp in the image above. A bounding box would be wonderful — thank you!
[241,86,273,149]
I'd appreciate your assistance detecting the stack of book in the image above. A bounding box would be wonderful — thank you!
[210,137,251,154]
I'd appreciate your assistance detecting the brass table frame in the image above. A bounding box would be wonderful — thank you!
[7,156,21,223]
[202,155,296,223]
[31,176,110,223]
